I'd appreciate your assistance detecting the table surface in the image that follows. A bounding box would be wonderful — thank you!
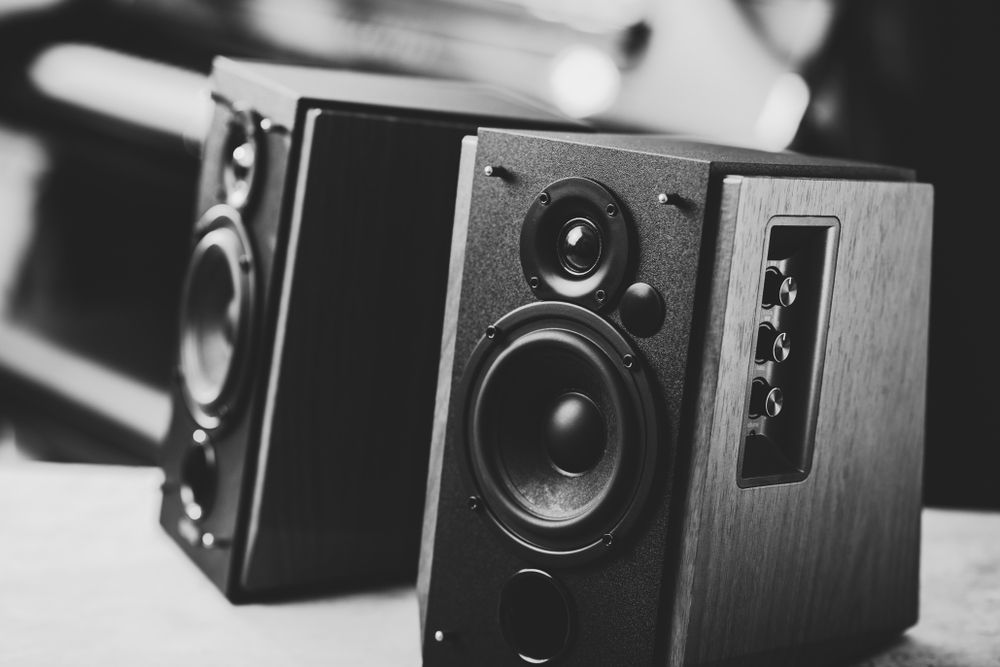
[1,462,997,667]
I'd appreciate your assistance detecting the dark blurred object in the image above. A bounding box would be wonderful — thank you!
[793,0,1000,508]
[0,4,205,461]
[95,0,807,145]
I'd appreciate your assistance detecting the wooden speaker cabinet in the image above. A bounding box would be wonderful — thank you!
[419,130,933,665]
[158,58,576,601]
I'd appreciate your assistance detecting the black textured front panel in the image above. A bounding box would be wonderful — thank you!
[423,130,713,665]
[240,110,471,593]
[486,130,913,182]
[159,101,294,598]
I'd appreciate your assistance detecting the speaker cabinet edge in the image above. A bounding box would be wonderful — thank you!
[419,134,479,633]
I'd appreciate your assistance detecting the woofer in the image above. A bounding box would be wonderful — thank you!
[179,205,255,430]
[520,177,631,310]
[464,302,658,562]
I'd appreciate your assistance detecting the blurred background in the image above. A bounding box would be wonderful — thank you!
[0,0,995,507]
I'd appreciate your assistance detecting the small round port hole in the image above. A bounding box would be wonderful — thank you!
[499,569,573,664]
[179,441,218,522]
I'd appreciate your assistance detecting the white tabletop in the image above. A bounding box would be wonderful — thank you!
[1,461,998,666]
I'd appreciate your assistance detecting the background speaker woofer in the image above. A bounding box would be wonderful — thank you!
[520,177,631,310]
[179,206,255,430]
[498,569,574,664]
[464,302,658,562]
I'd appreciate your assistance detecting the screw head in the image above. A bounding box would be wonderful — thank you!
[529,276,540,289]
[467,496,480,511]
[623,354,635,369]
[539,192,550,205]
[595,289,606,303]
[486,325,497,339]
[605,203,618,216]
[601,533,614,547]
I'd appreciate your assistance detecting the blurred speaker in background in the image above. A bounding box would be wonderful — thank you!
[0,0,994,507]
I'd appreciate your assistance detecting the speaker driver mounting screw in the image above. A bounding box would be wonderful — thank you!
[623,354,635,369]
[529,276,540,289]
[595,289,606,303]
[486,325,497,339]
[601,533,614,547]
[467,496,481,511]
[605,203,618,216]
[538,192,550,205]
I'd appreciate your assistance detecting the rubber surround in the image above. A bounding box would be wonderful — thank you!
[520,177,632,311]
[178,204,256,431]
[463,302,659,564]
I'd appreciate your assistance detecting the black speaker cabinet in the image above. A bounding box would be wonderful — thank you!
[158,58,577,600]
[419,130,933,665]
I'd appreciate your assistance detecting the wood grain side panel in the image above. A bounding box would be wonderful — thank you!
[684,178,932,664]
[240,109,470,593]
[418,135,478,633]
[665,177,745,667]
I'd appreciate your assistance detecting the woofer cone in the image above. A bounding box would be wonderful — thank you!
[179,205,255,430]
[464,302,658,562]
[520,177,631,310]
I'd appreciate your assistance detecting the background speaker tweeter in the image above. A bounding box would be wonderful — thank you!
[221,106,262,211]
